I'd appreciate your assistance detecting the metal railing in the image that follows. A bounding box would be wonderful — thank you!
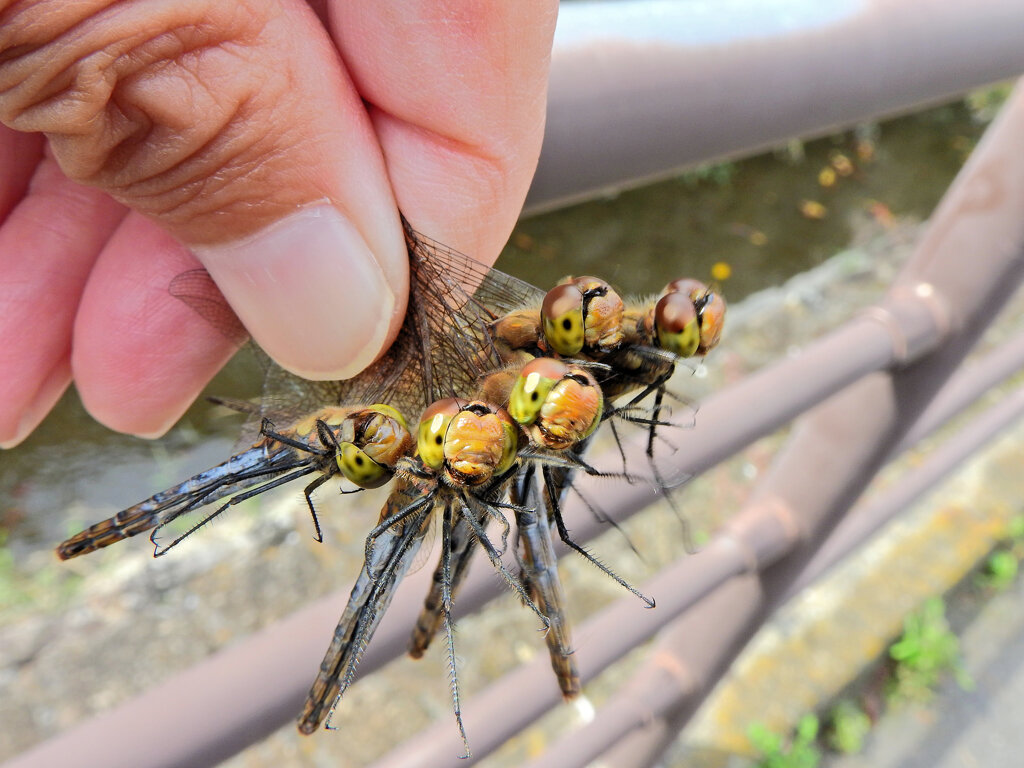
[7,3,1024,767]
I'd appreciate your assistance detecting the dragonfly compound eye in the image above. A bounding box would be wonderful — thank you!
[495,407,520,476]
[336,442,391,488]
[417,398,462,471]
[696,290,726,354]
[661,278,725,355]
[653,291,701,358]
[541,282,586,355]
[509,357,569,426]
[574,276,624,353]
[348,403,414,469]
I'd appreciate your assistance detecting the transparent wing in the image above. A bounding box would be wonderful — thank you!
[170,220,546,434]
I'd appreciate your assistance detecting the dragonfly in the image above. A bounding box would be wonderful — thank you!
[299,274,727,741]
[404,356,656,702]
[55,215,720,748]
[492,273,726,407]
[407,276,728,698]
[56,404,413,560]
[50,221,614,741]
[302,355,662,748]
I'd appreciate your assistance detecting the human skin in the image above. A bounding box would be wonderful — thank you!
[0,0,558,447]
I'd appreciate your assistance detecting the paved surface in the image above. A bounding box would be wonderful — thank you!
[825,575,1024,768]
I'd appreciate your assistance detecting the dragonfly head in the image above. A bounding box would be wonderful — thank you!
[334,404,413,489]
[650,278,726,357]
[417,399,518,486]
[541,276,624,356]
[509,358,603,450]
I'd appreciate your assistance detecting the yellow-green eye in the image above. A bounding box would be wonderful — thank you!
[336,442,390,488]
[654,292,700,357]
[509,357,569,425]
[541,282,585,355]
[417,398,460,470]
[495,408,520,476]
[662,278,726,355]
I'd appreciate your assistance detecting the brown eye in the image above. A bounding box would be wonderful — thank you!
[541,282,586,355]
[663,277,708,299]
[654,292,700,357]
[696,290,727,353]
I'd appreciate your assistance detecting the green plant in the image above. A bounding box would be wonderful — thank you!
[826,699,871,755]
[975,515,1024,590]
[1006,514,1024,543]
[887,597,972,703]
[680,161,737,188]
[977,549,1018,591]
[748,714,821,768]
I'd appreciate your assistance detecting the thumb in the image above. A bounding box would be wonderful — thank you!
[0,0,408,378]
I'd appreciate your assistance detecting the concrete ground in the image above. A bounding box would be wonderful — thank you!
[824,570,1024,768]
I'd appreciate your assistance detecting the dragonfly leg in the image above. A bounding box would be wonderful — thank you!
[408,511,481,659]
[363,489,438,572]
[542,467,655,608]
[440,503,472,757]
[301,471,337,543]
[259,418,329,456]
[460,493,549,630]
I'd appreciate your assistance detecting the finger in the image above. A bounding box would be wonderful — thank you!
[0,124,43,222]
[72,213,238,437]
[330,0,558,261]
[0,0,408,380]
[0,156,126,448]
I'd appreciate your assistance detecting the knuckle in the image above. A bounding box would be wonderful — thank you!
[0,0,301,240]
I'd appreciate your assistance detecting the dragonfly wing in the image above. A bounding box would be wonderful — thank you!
[515,467,581,699]
[170,222,546,433]
[298,481,433,734]
[57,444,308,559]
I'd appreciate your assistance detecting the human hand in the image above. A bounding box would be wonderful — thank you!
[0,0,558,447]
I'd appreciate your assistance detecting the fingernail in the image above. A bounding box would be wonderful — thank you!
[195,206,397,380]
[0,360,71,449]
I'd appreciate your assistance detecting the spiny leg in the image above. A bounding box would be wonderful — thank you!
[259,419,327,455]
[440,502,471,757]
[459,493,550,630]
[301,471,336,543]
[642,385,699,553]
[409,511,482,659]
[566,478,644,560]
[363,488,438,569]
[542,467,655,608]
